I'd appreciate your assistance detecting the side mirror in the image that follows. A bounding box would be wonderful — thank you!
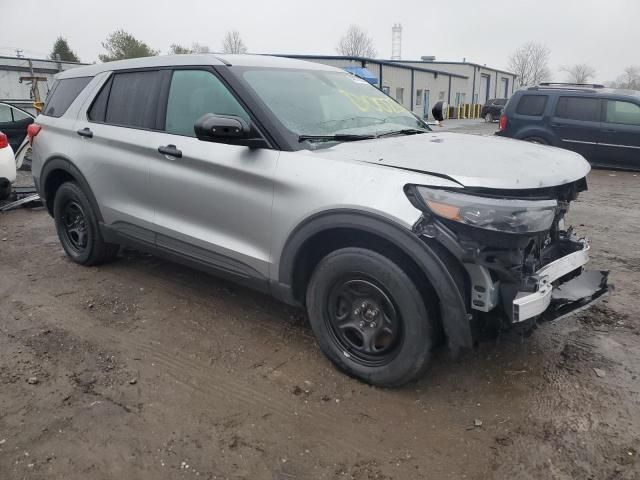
[194,113,250,142]
[431,101,446,122]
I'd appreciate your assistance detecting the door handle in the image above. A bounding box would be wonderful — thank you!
[158,144,182,158]
[603,128,617,133]
[77,127,93,138]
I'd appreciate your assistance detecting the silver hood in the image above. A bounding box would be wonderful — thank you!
[315,132,591,190]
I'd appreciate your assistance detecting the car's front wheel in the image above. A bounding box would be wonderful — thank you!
[53,182,119,265]
[306,247,435,387]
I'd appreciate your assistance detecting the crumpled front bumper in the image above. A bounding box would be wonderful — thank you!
[512,240,609,323]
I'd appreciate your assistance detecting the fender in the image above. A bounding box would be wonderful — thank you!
[276,209,473,350]
[39,155,104,222]
[514,127,556,145]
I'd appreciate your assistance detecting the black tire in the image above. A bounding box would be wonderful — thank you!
[522,136,549,145]
[53,182,119,265]
[484,112,494,122]
[306,247,434,387]
[0,184,10,201]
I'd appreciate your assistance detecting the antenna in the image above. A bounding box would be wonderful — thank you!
[15,49,23,58]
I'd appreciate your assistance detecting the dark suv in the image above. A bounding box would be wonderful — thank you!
[480,98,507,122]
[497,83,640,170]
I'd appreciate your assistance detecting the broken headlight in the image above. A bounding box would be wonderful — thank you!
[410,186,558,234]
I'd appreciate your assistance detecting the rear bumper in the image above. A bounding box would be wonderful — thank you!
[512,240,609,322]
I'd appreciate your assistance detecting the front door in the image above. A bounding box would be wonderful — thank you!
[596,99,640,169]
[149,68,278,281]
[550,96,602,161]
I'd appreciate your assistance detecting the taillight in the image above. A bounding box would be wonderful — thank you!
[27,123,41,145]
[0,132,8,149]
[499,114,507,131]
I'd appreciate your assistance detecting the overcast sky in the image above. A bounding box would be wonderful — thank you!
[1,0,637,82]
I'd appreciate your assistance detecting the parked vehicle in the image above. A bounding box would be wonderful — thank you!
[497,83,640,170]
[0,131,16,200]
[30,55,608,386]
[0,102,35,170]
[481,98,507,122]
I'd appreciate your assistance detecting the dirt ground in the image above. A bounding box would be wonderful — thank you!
[1,137,639,478]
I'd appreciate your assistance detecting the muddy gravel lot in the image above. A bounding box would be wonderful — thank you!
[1,145,639,478]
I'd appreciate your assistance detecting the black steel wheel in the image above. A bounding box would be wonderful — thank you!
[306,247,435,387]
[60,200,88,253]
[326,278,402,366]
[53,182,119,265]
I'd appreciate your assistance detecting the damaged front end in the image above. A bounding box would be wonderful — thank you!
[406,178,610,336]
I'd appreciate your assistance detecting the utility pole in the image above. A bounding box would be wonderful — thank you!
[15,49,23,58]
[19,59,46,112]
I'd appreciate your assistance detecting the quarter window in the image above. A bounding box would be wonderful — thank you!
[555,97,601,122]
[165,70,249,137]
[515,95,548,116]
[605,100,640,126]
[42,77,92,118]
[105,71,164,129]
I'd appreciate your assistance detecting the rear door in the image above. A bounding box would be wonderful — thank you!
[550,96,602,160]
[597,99,640,169]
[79,69,169,238]
[148,68,278,281]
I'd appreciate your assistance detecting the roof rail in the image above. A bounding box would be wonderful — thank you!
[538,82,605,88]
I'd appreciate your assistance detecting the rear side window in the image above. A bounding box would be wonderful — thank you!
[42,77,92,117]
[515,95,547,116]
[605,100,640,126]
[104,71,164,129]
[555,97,601,122]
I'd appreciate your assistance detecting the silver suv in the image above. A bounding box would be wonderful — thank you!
[30,54,608,386]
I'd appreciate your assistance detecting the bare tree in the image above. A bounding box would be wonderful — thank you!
[169,44,192,54]
[222,31,247,54]
[508,42,551,87]
[560,63,596,84]
[620,66,640,89]
[191,42,210,54]
[336,25,377,58]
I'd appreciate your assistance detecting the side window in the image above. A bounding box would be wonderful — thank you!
[42,77,92,118]
[0,104,12,122]
[605,100,640,126]
[555,97,601,122]
[11,107,31,121]
[165,70,249,137]
[105,71,164,129]
[515,95,548,116]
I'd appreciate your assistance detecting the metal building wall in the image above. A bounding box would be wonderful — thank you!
[0,56,85,101]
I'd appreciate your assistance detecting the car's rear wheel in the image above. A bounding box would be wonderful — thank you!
[522,136,549,145]
[484,112,494,122]
[306,247,435,387]
[53,182,119,265]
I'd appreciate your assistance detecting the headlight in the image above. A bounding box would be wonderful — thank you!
[410,186,558,234]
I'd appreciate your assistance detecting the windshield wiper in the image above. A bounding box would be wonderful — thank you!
[375,128,428,138]
[298,134,376,143]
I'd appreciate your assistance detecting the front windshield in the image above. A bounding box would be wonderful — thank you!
[241,68,428,140]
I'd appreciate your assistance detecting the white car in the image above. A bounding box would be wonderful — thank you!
[0,131,16,200]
